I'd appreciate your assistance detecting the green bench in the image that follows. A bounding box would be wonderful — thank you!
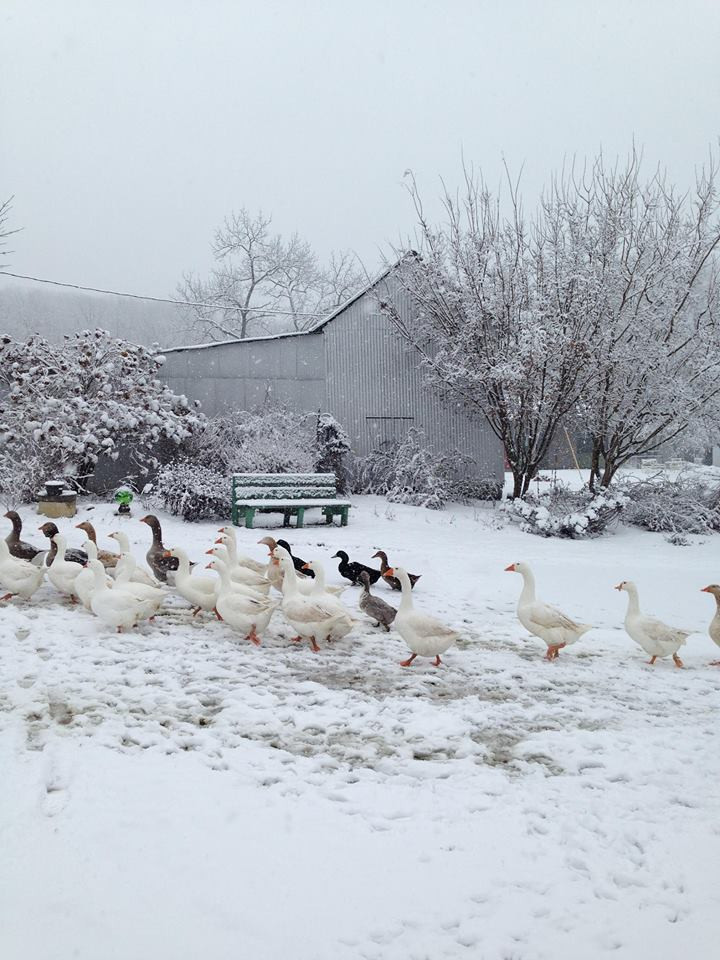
[231,473,351,529]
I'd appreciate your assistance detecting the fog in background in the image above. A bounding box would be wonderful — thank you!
[1,0,719,345]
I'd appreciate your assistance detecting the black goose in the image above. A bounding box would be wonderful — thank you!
[139,514,179,582]
[4,510,43,562]
[332,550,381,585]
[276,539,315,578]
[38,521,88,566]
[372,550,421,591]
[358,571,397,631]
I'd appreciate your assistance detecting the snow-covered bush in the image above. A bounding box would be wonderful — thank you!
[180,404,314,475]
[314,413,350,493]
[152,461,230,522]
[350,428,499,510]
[506,486,627,538]
[618,473,720,535]
[0,329,203,497]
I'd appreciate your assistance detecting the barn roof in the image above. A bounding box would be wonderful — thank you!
[158,256,407,355]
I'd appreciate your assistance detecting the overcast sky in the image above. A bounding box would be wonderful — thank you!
[1,0,719,298]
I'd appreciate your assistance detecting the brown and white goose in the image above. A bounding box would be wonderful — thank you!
[4,510,43,563]
[75,521,120,569]
[139,515,180,583]
[38,522,88,566]
[372,550,420,591]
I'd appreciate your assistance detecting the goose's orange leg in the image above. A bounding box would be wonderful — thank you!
[400,653,417,667]
[672,653,684,668]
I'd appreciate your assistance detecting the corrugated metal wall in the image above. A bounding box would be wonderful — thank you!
[158,277,504,483]
[324,280,503,481]
[160,331,326,417]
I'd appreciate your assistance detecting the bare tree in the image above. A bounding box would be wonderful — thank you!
[177,209,364,340]
[0,196,20,263]
[552,151,720,488]
[383,170,595,499]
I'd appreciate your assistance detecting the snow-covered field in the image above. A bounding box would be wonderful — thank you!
[2,493,719,960]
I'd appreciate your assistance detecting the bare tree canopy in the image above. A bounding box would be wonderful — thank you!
[385,151,720,496]
[0,196,20,263]
[177,208,364,340]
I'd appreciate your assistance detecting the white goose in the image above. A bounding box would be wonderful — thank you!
[298,560,354,640]
[505,562,591,660]
[0,538,46,601]
[74,540,112,610]
[700,584,720,665]
[208,558,279,645]
[298,560,347,598]
[206,544,271,595]
[87,559,144,632]
[112,561,165,621]
[216,527,267,575]
[166,547,219,616]
[274,548,352,652]
[383,565,458,666]
[47,534,84,600]
[107,531,160,586]
[616,580,689,667]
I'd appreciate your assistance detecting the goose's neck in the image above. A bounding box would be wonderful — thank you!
[282,562,299,597]
[8,516,21,540]
[624,587,641,617]
[175,552,190,577]
[518,569,536,606]
[397,571,414,613]
[216,564,232,591]
[90,564,108,590]
[311,566,326,592]
[376,553,389,573]
[224,538,238,563]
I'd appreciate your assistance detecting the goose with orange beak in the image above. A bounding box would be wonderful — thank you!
[505,561,591,660]
[615,580,689,667]
[383,566,458,667]
[700,584,720,664]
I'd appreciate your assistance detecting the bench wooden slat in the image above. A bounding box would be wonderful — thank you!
[231,472,350,529]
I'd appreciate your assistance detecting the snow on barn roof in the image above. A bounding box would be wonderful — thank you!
[157,257,408,355]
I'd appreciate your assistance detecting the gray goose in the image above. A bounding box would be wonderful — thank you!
[38,521,88,566]
[4,510,43,563]
[140,514,180,582]
[75,520,120,569]
[358,571,397,631]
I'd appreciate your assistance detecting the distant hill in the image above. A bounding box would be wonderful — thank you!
[0,283,192,347]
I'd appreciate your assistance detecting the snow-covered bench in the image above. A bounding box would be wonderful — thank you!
[231,473,351,529]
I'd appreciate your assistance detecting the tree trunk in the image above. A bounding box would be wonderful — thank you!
[588,441,601,493]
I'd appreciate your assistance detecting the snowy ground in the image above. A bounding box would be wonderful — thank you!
[1,493,719,960]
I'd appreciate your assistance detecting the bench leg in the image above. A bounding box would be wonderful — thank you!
[324,507,332,524]
[295,507,305,528]
[231,502,238,526]
[283,508,292,528]
[244,508,256,530]
[341,507,348,527]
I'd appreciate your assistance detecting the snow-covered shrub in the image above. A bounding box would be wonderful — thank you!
[180,404,314,475]
[386,429,450,509]
[314,413,351,492]
[152,461,230,522]
[619,473,720,534]
[351,429,500,509]
[506,486,627,538]
[0,329,203,497]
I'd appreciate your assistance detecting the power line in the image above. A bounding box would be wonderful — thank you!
[0,270,328,318]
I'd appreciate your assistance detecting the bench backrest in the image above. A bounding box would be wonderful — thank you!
[232,472,338,501]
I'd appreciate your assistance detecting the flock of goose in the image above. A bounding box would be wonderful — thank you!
[2,509,720,669]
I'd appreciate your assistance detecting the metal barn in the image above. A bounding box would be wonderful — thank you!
[159,265,504,486]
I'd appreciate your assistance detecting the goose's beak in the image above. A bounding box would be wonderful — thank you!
[205,562,213,570]
[205,548,214,555]
[701,586,712,593]
[301,562,311,570]
[504,564,515,572]
[613,583,623,591]
[214,537,223,545]
[162,550,172,558]
[383,568,395,578]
